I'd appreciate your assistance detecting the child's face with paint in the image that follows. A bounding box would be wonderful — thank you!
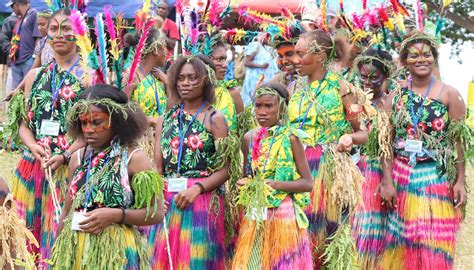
[48,14,77,55]
[293,38,323,76]
[404,42,435,78]
[79,106,113,150]
[254,94,280,128]
[277,44,296,74]
[359,63,386,97]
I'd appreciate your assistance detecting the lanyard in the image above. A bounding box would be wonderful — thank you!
[139,66,162,115]
[409,77,434,133]
[177,102,207,175]
[82,151,110,210]
[50,58,80,118]
[298,72,327,128]
[14,9,29,35]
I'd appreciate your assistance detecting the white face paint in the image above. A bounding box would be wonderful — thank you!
[226,49,233,62]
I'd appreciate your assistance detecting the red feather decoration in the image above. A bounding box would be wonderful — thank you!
[127,19,155,86]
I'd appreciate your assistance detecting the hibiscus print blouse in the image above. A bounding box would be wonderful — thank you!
[27,61,84,155]
[392,86,449,161]
[160,105,217,178]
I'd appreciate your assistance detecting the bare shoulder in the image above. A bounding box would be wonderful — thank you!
[128,147,153,174]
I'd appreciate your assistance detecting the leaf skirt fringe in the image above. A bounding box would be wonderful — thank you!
[51,222,149,270]
[377,157,462,270]
[146,178,225,270]
[231,197,312,270]
[12,150,68,263]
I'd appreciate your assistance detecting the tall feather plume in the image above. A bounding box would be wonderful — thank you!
[127,19,155,86]
[352,13,364,30]
[209,0,222,27]
[392,0,410,16]
[320,0,328,32]
[94,13,108,84]
[69,10,93,84]
[104,6,119,61]
[142,0,152,14]
[414,0,424,30]
[362,0,368,13]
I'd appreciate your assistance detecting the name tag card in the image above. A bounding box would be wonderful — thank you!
[71,211,88,231]
[167,178,188,192]
[405,139,423,153]
[40,119,60,136]
[248,207,268,221]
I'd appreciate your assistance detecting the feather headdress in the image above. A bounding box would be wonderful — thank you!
[94,13,108,84]
[69,9,93,84]
[127,19,155,86]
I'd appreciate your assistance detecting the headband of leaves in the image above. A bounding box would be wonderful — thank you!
[183,55,218,86]
[352,53,397,80]
[67,98,135,127]
[254,87,288,125]
[308,39,336,67]
[399,30,438,56]
[142,31,167,55]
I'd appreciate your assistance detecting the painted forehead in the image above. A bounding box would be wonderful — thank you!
[408,43,432,53]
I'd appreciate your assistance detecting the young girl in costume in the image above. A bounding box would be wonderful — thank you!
[231,82,313,269]
[124,28,168,120]
[351,48,395,269]
[289,30,368,268]
[378,31,470,270]
[51,84,164,269]
[10,8,86,261]
[210,41,244,133]
[151,55,230,269]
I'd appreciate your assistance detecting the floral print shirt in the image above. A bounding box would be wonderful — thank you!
[27,61,84,155]
[132,73,167,117]
[288,71,351,147]
[392,87,449,160]
[160,105,217,178]
[69,142,133,210]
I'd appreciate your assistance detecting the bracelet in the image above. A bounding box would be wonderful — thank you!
[62,151,72,165]
[119,208,126,224]
[194,182,206,194]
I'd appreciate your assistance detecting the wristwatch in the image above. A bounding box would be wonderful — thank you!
[62,150,72,165]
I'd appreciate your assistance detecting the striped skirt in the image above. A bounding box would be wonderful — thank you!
[377,157,461,270]
[147,178,226,270]
[12,150,67,263]
[352,159,388,269]
[231,197,312,270]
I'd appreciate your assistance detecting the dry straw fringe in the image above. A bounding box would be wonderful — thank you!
[365,110,393,162]
[315,144,364,220]
[0,194,39,270]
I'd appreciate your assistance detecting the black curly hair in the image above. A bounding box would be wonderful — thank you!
[68,84,148,145]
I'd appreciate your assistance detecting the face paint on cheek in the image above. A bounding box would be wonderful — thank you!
[79,112,111,133]
[64,34,77,42]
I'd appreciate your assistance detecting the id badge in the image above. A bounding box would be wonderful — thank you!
[167,178,188,192]
[71,211,88,231]
[40,119,60,136]
[405,139,423,153]
[248,207,268,221]
[351,149,361,164]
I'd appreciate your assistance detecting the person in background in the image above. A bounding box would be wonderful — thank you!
[6,0,42,89]
[156,0,179,64]
[241,37,279,106]
[0,12,18,93]
[31,11,53,68]
[271,38,298,92]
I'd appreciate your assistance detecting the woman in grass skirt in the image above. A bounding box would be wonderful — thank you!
[378,31,471,269]
[151,55,231,269]
[11,8,86,262]
[232,82,313,269]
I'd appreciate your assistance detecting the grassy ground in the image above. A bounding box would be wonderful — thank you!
[0,151,472,268]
